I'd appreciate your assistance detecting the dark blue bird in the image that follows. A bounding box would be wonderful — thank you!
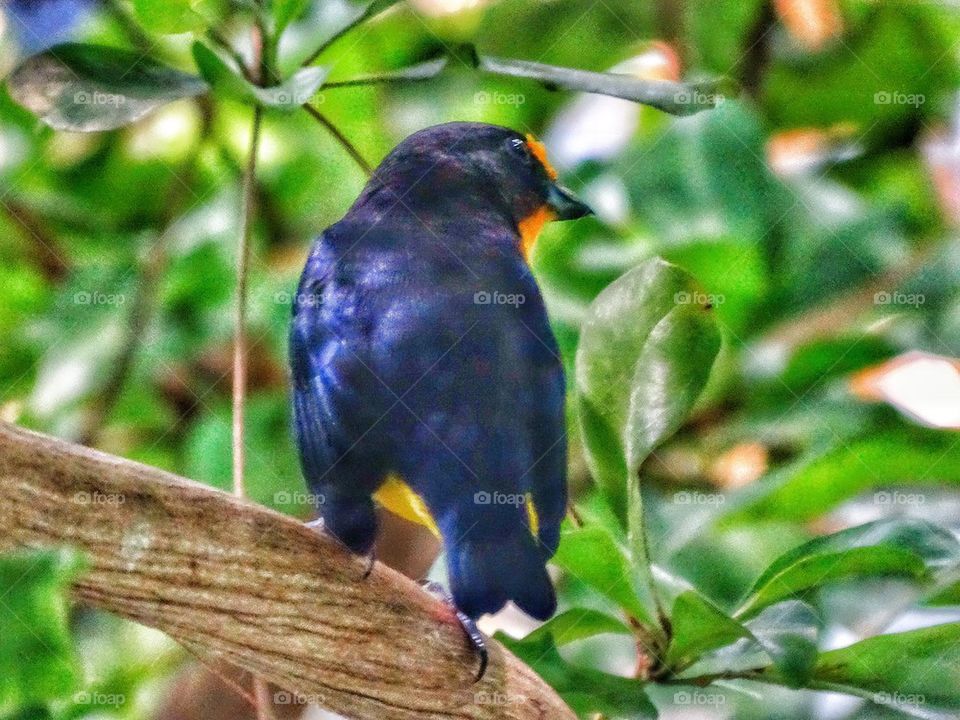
[290,122,591,624]
[3,0,97,54]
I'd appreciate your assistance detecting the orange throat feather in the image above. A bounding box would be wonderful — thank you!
[518,204,555,260]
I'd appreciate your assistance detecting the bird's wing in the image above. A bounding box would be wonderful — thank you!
[289,233,391,554]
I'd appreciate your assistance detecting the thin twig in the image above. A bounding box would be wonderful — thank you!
[0,198,69,282]
[104,0,154,51]
[232,105,263,500]
[207,29,257,84]
[300,2,391,69]
[76,103,215,447]
[302,103,373,176]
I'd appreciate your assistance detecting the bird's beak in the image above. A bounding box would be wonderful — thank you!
[546,182,593,220]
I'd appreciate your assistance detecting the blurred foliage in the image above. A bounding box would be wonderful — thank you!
[2,0,960,719]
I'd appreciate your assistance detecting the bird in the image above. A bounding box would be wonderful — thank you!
[289,121,591,654]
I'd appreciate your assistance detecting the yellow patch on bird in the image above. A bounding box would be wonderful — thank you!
[525,492,540,537]
[518,204,556,260]
[375,474,440,536]
[374,475,542,539]
[525,134,558,180]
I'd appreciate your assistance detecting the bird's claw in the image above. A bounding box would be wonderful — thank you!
[305,517,376,579]
[420,580,488,681]
[362,549,376,579]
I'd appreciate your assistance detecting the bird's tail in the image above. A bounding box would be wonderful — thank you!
[448,532,556,620]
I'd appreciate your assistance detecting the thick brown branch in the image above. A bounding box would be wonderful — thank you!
[0,422,573,720]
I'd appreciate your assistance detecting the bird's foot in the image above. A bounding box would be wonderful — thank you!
[305,518,376,579]
[362,549,376,579]
[420,580,488,681]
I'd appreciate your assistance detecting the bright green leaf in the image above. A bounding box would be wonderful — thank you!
[522,608,632,647]
[735,519,960,618]
[0,549,86,712]
[732,432,960,522]
[497,632,657,719]
[743,601,820,687]
[7,44,208,132]
[678,600,820,688]
[575,257,722,513]
[132,0,205,34]
[807,623,960,710]
[552,525,654,625]
[192,42,328,111]
[273,0,311,32]
[667,590,751,666]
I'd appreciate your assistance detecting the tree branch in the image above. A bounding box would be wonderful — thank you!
[0,422,573,720]
[302,104,373,176]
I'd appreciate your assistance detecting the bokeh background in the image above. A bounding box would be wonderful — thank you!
[1,0,959,718]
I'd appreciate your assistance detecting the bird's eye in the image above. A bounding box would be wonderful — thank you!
[508,137,532,162]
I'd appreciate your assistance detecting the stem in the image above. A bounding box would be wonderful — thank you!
[77,231,166,446]
[104,0,154,51]
[77,101,214,446]
[0,199,69,282]
[302,104,373,176]
[628,480,668,625]
[300,3,384,69]
[207,29,257,84]
[232,106,263,499]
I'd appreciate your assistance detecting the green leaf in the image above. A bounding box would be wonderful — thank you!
[926,579,960,606]
[806,623,960,709]
[7,44,208,132]
[575,257,722,513]
[742,601,820,687]
[735,519,960,618]
[732,431,960,522]
[0,549,86,712]
[132,0,206,33]
[497,632,657,720]
[323,57,449,88]
[680,600,820,688]
[666,590,751,666]
[192,42,328,111]
[477,54,727,116]
[273,0,311,32]
[552,525,654,625]
[522,608,632,647]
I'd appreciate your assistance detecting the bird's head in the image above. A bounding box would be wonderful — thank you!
[362,122,593,258]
